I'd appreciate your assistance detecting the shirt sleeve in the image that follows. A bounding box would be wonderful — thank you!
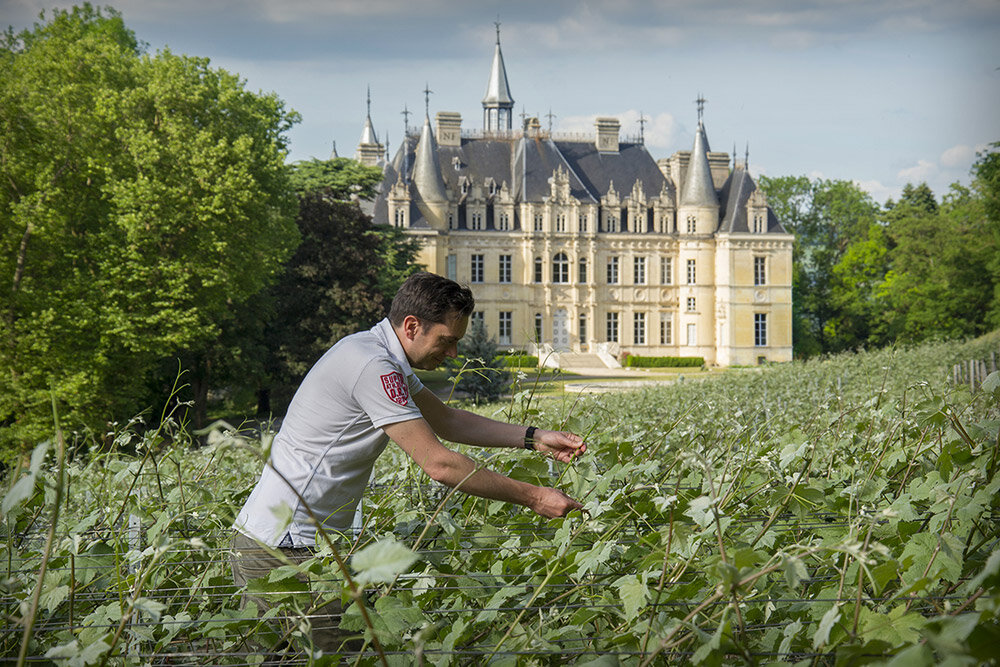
[353,357,424,428]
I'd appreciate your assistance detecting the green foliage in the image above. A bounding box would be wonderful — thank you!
[3,334,999,662]
[0,6,299,452]
[287,157,384,200]
[249,195,421,413]
[448,318,511,403]
[761,154,1000,358]
[623,355,705,368]
[499,354,539,368]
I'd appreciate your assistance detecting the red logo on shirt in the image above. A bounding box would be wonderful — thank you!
[380,372,409,406]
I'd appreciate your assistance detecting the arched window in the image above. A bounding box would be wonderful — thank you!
[552,252,569,283]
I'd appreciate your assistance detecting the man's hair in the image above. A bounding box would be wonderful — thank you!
[388,272,475,326]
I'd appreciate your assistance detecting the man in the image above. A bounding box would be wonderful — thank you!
[231,272,586,652]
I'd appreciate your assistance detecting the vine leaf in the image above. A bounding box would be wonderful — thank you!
[614,575,648,622]
[813,604,840,649]
[351,538,419,584]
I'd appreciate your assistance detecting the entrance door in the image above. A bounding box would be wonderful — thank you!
[553,308,570,351]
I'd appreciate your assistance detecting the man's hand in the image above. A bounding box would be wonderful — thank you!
[531,486,583,518]
[532,429,587,463]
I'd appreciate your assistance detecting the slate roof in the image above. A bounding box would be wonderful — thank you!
[373,133,678,226]
[718,167,787,234]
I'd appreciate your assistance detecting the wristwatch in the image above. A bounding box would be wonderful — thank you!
[523,425,537,450]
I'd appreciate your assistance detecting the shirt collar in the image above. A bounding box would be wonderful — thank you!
[372,318,415,376]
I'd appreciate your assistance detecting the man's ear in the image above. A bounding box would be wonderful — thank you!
[402,315,421,340]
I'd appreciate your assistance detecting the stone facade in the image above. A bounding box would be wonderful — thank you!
[365,32,793,367]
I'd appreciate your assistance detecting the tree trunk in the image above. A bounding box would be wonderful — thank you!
[255,387,271,417]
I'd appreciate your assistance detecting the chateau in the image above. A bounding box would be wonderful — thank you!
[362,29,793,367]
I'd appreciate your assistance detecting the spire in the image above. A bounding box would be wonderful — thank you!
[482,20,514,131]
[412,114,447,204]
[359,86,378,145]
[330,141,338,160]
[680,119,719,207]
[355,87,384,166]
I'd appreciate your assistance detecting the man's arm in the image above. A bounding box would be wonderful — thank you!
[382,417,582,518]
[412,388,586,463]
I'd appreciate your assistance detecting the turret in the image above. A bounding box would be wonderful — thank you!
[355,87,384,166]
[482,22,514,132]
[678,97,719,235]
[412,113,449,228]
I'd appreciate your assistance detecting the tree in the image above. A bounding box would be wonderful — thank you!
[971,143,1000,328]
[880,182,995,341]
[287,158,384,200]
[247,159,422,415]
[448,318,511,403]
[0,6,299,451]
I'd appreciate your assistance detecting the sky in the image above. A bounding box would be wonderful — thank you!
[4,0,1000,205]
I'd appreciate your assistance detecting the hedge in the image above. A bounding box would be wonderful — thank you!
[623,355,705,368]
[500,354,539,367]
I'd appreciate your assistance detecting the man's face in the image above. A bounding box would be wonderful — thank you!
[407,313,468,370]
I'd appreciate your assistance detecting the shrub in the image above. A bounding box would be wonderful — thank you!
[500,354,539,368]
[623,355,705,368]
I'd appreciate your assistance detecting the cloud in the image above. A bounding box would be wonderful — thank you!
[897,159,938,184]
[854,179,898,204]
[940,144,976,168]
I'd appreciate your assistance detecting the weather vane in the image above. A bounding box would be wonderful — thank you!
[638,112,647,145]
[401,104,411,135]
[695,94,707,122]
[423,83,433,116]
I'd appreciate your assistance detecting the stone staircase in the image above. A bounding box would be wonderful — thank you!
[554,352,607,370]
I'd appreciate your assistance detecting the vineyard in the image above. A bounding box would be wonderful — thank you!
[2,334,999,665]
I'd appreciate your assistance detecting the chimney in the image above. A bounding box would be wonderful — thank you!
[436,111,462,147]
[595,117,620,154]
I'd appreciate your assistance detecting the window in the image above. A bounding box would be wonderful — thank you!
[471,212,484,231]
[578,213,588,233]
[606,312,619,343]
[634,256,646,285]
[447,212,455,229]
[634,312,646,345]
[499,312,512,345]
[555,213,566,232]
[446,254,457,281]
[755,313,768,347]
[534,313,543,342]
[686,297,696,312]
[471,254,484,283]
[552,252,569,283]
[660,315,672,345]
[471,311,485,328]
[686,259,696,285]
[497,212,510,231]
[661,257,673,285]
[607,214,619,233]
[394,208,405,226]
[607,256,619,284]
[534,213,543,232]
[499,254,512,283]
[578,257,587,284]
[754,256,766,286]
[658,213,671,233]
[686,215,697,234]
[534,257,543,283]
[753,213,765,234]
[686,323,697,347]
[578,314,587,344]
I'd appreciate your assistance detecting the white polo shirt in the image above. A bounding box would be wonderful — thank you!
[235,318,424,546]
